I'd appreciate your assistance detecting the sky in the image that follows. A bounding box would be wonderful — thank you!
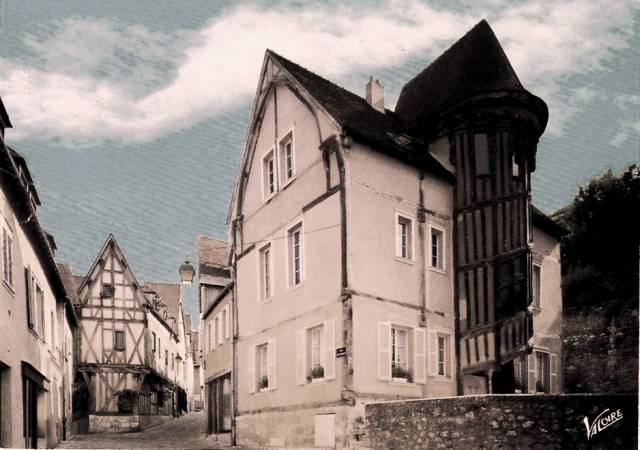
[0,0,637,325]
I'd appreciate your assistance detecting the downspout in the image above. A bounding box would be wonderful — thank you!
[230,253,238,446]
[417,176,427,397]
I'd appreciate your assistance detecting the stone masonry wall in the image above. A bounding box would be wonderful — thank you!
[89,414,140,433]
[365,394,637,449]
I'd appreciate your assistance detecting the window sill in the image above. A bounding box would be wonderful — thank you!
[391,377,408,384]
[394,256,415,265]
[431,375,455,383]
[287,281,305,293]
[280,176,296,191]
[429,267,446,275]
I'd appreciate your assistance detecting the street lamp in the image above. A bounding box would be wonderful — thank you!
[178,257,195,285]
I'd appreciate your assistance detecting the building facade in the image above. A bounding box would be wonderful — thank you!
[0,97,78,449]
[227,21,563,448]
[69,235,189,433]
[197,235,233,437]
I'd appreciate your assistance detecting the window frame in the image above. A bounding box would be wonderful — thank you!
[532,263,542,310]
[152,332,157,352]
[534,349,551,393]
[430,329,453,381]
[391,325,409,372]
[114,330,125,352]
[256,342,269,391]
[395,212,415,263]
[2,226,14,290]
[428,224,446,272]
[287,222,304,288]
[262,148,277,200]
[258,242,273,302]
[278,128,296,187]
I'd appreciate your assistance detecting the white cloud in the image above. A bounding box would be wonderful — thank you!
[0,0,636,146]
[611,94,640,146]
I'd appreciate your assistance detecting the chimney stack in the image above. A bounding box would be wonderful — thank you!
[366,76,385,112]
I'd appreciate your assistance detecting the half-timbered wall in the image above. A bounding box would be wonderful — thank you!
[450,122,535,376]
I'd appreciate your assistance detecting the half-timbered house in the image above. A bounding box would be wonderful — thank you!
[71,235,189,432]
[0,97,78,449]
[226,20,563,448]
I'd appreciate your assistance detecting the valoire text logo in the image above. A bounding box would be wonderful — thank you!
[583,408,623,440]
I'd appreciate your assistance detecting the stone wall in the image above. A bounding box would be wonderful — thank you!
[89,414,140,433]
[365,394,637,449]
[563,305,638,393]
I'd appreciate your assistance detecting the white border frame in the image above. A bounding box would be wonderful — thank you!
[394,210,415,264]
[257,241,274,304]
[278,126,296,188]
[428,223,447,273]
[261,146,277,201]
[286,220,305,289]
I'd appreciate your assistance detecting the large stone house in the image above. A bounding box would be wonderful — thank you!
[226,20,563,448]
[196,235,233,438]
[0,98,78,448]
[66,235,190,433]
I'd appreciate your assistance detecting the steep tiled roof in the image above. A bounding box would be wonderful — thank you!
[532,205,567,239]
[144,282,181,332]
[268,51,454,182]
[396,20,547,135]
[198,235,230,269]
[57,263,80,304]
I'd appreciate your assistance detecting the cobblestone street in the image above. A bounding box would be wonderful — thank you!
[57,412,233,449]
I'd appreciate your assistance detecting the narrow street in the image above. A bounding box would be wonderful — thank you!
[57,412,232,449]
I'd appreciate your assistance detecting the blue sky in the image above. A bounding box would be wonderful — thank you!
[0,0,637,324]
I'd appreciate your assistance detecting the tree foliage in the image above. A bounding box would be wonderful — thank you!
[556,164,639,313]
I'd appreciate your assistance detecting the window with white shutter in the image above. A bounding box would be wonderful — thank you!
[550,353,558,394]
[323,320,335,381]
[377,322,391,381]
[223,305,230,340]
[428,330,452,378]
[296,330,306,385]
[267,340,277,390]
[413,328,426,384]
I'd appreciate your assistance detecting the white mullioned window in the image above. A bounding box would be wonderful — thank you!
[279,131,295,184]
[259,243,272,301]
[391,326,408,371]
[396,214,413,261]
[310,326,322,370]
[263,150,276,198]
[251,340,276,392]
[430,225,445,270]
[214,315,220,346]
[288,223,303,286]
[428,330,452,379]
[437,335,446,376]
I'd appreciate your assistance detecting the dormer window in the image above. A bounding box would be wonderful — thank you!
[100,283,114,298]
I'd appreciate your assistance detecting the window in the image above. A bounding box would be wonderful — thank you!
[378,323,426,383]
[152,332,157,352]
[259,244,272,301]
[36,283,44,337]
[50,311,55,352]
[535,351,550,393]
[2,228,13,287]
[257,343,269,390]
[208,323,213,352]
[429,331,451,379]
[532,264,541,308]
[279,133,295,184]
[430,227,445,270]
[396,214,413,260]
[165,350,168,367]
[114,331,125,351]
[100,283,114,299]
[310,326,322,370]
[222,308,228,340]
[297,321,335,385]
[24,268,35,329]
[288,223,303,286]
[214,315,220,346]
[172,353,175,370]
[263,151,276,198]
[391,327,408,372]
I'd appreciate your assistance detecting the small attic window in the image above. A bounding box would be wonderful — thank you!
[388,132,412,147]
[100,283,115,298]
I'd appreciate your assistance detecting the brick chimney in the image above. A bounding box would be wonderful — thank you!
[366,76,384,112]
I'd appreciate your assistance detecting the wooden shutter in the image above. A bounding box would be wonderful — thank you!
[248,346,256,394]
[413,327,426,384]
[378,322,391,380]
[24,267,32,327]
[296,330,306,385]
[527,352,536,393]
[428,330,438,376]
[323,320,336,380]
[550,353,558,394]
[267,339,277,390]
[224,305,230,339]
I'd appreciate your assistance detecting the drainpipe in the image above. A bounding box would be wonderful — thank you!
[230,249,238,446]
[417,176,428,397]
